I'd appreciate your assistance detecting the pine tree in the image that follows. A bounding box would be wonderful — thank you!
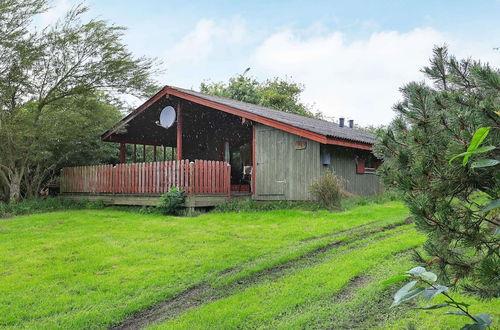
[374,46,499,298]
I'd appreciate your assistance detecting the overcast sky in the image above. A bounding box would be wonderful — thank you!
[41,0,499,126]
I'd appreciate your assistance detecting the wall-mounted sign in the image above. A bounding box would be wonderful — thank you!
[294,141,307,150]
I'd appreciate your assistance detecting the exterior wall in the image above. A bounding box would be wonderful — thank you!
[321,145,381,196]
[254,124,321,200]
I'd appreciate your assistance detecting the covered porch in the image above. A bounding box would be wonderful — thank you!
[59,160,251,207]
[60,88,255,207]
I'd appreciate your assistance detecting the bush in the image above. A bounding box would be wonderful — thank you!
[159,187,186,215]
[0,197,104,218]
[309,172,342,209]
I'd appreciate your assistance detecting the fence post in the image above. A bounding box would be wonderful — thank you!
[189,161,194,194]
[226,163,231,198]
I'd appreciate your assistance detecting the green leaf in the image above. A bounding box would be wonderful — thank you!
[449,145,496,165]
[462,313,493,330]
[462,324,486,330]
[416,303,450,310]
[482,199,500,212]
[422,285,448,300]
[419,271,437,282]
[474,313,492,327]
[471,159,499,168]
[406,267,426,276]
[395,280,417,295]
[391,281,425,308]
[469,145,496,154]
[462,146,496,166]
[444,300,470,308]
[391,280,417,307]
[382,275,409,286]
[467,127,491,152]
[445,311,468,316]
[449,151,469,164]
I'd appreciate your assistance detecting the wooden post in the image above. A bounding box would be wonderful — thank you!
[226,163,231,198]
[153,145,157,162]
[119,143,126,164]
[133,144,137,163]
[171,147,174,160]
[176,102,183,160]
[252,125,256,194]
[163,146,166,161]
[143,144,146,162]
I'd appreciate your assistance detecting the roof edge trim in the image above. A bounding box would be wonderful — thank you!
[101,86,373,150]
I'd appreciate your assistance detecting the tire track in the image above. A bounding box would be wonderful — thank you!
[110,220,411,330]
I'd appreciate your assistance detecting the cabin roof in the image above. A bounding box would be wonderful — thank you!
[102,86,375,150]
[170,87,375,145]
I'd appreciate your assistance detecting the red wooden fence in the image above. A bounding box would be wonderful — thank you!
[60,160,231,195]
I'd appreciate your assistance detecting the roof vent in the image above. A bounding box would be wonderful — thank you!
[349,119,354,128]
[339,118,345,127]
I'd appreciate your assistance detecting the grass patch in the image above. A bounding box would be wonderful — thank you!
[213,199,324,213]
[214,191,401,213]
[4,200,494,329]
[153,229,498,330]
[152,228,424,329]
[0,202,408,328]
[0,197,104,218]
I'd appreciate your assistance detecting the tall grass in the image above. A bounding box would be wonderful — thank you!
[215,191,401,213]
[213,199,324,213]
[0,197,104,218]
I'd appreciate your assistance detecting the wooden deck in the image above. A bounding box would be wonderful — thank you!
[62,192,251,207]
[59,160,249,207]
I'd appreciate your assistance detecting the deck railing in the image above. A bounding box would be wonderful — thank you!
[60,160,231,195]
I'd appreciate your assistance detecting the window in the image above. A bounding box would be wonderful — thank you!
[356,153,380,174]
[365,154,377,172]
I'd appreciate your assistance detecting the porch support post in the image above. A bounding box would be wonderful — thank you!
[153,145,157,162]
[133,144,137,163]
[176,102,183,160]
[252,125,256,194]
[119,143,126,164]
[143,144,146,162]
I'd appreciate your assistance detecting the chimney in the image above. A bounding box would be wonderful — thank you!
[348,119,354,128]
[339,117,345,127]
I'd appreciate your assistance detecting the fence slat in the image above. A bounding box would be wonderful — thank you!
[60,159,231,196]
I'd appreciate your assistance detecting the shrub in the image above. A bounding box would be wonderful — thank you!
[388,266,492,329]
[159,187,186,215]
[309,172,342,209]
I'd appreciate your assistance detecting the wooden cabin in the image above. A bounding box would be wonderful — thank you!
[60,86,381,207]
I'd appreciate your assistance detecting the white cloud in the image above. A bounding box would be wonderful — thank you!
[40,0,71,26]
[250,27,499,126]
[167,18,247,65]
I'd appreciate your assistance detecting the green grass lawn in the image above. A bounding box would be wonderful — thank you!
[0,202,497,329]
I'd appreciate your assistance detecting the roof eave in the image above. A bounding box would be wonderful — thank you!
[101,86,170,141]
[101,86,373,151]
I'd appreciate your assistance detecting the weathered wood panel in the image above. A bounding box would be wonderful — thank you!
[254,124,321,201]
[321,145,381,196]
[60,160,231,196]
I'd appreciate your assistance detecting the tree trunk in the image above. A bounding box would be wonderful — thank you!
[9,171,22,202]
